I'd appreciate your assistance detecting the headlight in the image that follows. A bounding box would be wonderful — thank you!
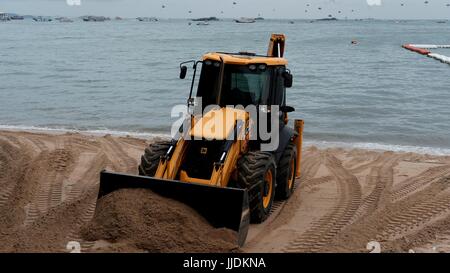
[258,64,267,71]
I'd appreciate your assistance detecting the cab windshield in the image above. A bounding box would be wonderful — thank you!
[196,62,271,108]
[221,65,271,106]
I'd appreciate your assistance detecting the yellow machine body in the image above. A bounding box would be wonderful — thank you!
[154,108,249,188]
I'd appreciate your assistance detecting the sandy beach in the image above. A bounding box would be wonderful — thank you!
[1,130,450,253]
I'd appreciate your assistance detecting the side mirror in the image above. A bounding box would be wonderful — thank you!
[187,97,195,106]
[283,71,293,88]
[180,66,188,79]
[281,105,295,113]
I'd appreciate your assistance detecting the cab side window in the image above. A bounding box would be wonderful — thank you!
[272,66,286,106]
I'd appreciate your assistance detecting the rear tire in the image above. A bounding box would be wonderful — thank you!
[276,142,297,200]
[138,141,171,176]
[237,151,276,223]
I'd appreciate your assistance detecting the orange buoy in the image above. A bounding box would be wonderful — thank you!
[402,44,430,55]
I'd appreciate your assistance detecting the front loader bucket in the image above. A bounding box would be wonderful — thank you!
[97,170,250,247]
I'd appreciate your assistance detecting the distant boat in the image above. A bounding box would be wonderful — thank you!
[82,16,109,22]
[191,17,219,22]
[56,17,73,23]
[33,16,53,22]
[254,17,265,21]
[235,17,256,23]
[316,17,338,21]
[137,17,158,22]
[436,20,447,24]
[10,14,24,20]
[196,21,210,26]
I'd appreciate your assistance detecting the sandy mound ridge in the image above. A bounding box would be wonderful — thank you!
[81,188,240,253]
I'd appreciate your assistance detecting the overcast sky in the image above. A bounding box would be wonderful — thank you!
[1,0,450,19]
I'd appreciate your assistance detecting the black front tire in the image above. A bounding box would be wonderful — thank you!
[237,151,276,223]
[138,141,171,176]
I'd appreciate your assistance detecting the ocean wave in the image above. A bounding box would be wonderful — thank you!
[305,140,450,156]
[0,124,449,155]
[0,125,170,140]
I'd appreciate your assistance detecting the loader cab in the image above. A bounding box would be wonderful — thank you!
[197,61,273,107]
[179,52,294,149]
[193,53,293,110]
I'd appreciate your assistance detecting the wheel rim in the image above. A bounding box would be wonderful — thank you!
[263,169,273,209]
[288,157,295,190]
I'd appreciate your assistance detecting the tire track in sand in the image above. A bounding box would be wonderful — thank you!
[24,138,76,226]
[283,153,361,253]
[64,152,107,252]
[0,183,16,209]
[390,165,450,202]
[373,176,450,242]
[0,134,53,231]
[244,150,323,250]
[300,176,334,190]
[327,177,450,252]
[349,154,401,223]
[0,135,33,212]
[380,194,450,241]
[0,139,21,209]
[100,136,138,173]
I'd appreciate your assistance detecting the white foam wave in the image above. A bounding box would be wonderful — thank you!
[304,140,450,156]
[1,124,449,156]
[0,124,171,140]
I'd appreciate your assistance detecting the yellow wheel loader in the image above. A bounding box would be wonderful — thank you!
[97,34,304,247]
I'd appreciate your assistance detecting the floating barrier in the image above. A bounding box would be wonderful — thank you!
[428,53,450,64]
[409,44,450,49]
[402,44,450,66]
[402,44,430,55]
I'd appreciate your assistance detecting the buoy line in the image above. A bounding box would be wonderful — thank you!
[403,44,450,65]
[428,53,450,64]
[409,44,450,49]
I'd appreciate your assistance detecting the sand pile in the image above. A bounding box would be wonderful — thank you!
[81,188,240,253]
[0,192,97,253]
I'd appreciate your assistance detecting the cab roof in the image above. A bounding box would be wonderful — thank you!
[202,52,288,66]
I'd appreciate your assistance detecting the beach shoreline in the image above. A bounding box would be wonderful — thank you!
[1,125,449,156]
[0,129,449,253]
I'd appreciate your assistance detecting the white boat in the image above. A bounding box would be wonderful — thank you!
[196,21,210,26]
[235,17,256,23]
